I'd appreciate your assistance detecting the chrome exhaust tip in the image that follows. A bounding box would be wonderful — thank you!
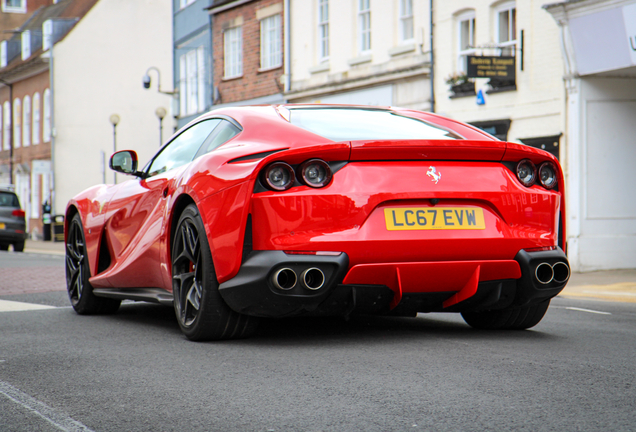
[552,262,570,284]
[301,267,325,290]
[272,268,297,290]
[535,262,554,284]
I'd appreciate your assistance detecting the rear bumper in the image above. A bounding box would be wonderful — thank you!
[219,248,569,317]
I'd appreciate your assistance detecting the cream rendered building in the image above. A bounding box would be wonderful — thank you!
[286,0,432,109]
[52,0,174,215]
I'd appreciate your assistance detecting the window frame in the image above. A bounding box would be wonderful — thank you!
[495,1,516,56]
[224,26,243,79]
[179,46,207,118]
[179,0,195,10]
[399,0,414,44]
[260,14,282,71]
[2,0,26,13]
[22,95,30,147]
[32,92,40,145]
[43,89,51,142]
[456,10,476,74]
[358,0,371,54]
[3,102,9,151]
[318,0,329,62]
[13,98,21,149]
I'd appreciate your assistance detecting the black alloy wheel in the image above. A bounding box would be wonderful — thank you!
[172,204,258,341]
[66,213,120,314]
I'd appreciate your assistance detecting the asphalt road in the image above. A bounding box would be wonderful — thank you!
[1,251,635,432]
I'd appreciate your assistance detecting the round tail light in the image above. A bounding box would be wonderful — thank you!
[298,159,332,188]
[538,162,558,189]
[516,159,536,187]
[262,162,295,191]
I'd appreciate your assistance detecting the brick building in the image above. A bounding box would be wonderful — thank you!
[208,0,286,107]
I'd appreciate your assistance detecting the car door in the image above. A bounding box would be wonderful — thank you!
[102,119,222,289]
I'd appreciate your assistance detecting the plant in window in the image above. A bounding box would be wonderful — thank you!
[445,73,475,96]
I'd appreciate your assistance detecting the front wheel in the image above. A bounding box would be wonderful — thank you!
[461,300,551,330]
[172,204,258,341]
[66,213,120,314]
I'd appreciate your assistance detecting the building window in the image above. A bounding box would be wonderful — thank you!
[43,89,51,143]
[318,0,329,61]
[457,10,476,73]
[260,14,282,70]
[224,26,243,79]
[22,95,30,147]
[358,0,371,53]
[179,47,206,117]
[496,2,516,56]
[399,0,414,43]
[13,98,21,149]
[3,102,9,151]
[2,0,26,13]
[179,0,195,10]
[32,92,40,145]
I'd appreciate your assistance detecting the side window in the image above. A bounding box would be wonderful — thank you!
[147,119,220,177]
[194,120,241,159]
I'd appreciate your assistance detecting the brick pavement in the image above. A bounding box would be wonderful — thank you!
[0,265,66,295]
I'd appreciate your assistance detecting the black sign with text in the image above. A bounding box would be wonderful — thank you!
[466,55,516,80]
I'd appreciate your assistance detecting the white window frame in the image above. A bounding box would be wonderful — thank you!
[358,0,371,54]
[260,14,282,71]
[495,1,516,56]
[318,0,329,61]
[457,10,476,73]
[43,89,51,143]
[13,98,21,149]
[179,0,195,10]
[224,26,243,79]
[399,0,414,44]
[32,92,40,145]
[179,47,206,117]
[2,0,26,13]
[22,95,30,147]
[3,102,9,151]
[0,105,2,151]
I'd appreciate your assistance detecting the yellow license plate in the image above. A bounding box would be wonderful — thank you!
[384,207,486,230]
[0,223,5,229]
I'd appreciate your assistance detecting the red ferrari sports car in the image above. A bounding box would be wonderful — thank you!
[65,105,569,341]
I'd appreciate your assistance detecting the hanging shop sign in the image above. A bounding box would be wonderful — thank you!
[466,56,516,80]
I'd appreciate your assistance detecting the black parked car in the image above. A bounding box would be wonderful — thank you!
[0,187,27,252]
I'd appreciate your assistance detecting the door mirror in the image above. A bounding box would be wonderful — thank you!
[110,150,140,176]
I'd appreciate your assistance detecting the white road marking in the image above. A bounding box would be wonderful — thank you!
[564,306,612,315]
[0,300,56,312]
[0,381,94,432]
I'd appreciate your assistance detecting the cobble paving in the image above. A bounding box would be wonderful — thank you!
[0,252,66,296]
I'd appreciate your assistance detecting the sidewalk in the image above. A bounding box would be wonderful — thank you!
[21,240,636,303]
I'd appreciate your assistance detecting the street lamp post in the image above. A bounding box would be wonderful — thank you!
[155,107,166,147]
[109,114,120,184]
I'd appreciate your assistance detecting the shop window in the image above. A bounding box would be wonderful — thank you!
[469,119,511,141]
[519,135,561,160]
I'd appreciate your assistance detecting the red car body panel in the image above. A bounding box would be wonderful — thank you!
[66,105,567,317]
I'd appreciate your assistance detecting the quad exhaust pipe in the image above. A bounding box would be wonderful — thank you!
[272,267,326,290]
[535,261,570,285]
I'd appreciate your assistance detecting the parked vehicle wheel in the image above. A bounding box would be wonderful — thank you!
[172,204,258,341]
[66,213,121,314]
[13,241,24,252]
[461,300,550,330]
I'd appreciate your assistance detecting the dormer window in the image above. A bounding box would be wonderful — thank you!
[2,0,26,14]
[21,30,31,60]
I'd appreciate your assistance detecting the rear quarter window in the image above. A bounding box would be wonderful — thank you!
[0,192,20,207]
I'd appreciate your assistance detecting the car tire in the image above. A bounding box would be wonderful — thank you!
[461,300,550,330]
[172,204,258,341]
[66,213,121,315]
[13,241,24,252]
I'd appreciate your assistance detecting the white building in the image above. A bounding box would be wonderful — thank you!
[286,0,432,109]
[52,0,174,215]
[545,0,636,271]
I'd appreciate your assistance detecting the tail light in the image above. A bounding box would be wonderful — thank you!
[12,209,25,218]
[262,162,295,191]
[516,159,536,187]
[538,162,558,189]
[298,159,332,188]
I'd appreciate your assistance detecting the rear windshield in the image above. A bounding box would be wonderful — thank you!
[0,192,20,207]
[289,108,461,141]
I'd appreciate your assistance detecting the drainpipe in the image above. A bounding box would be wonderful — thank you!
[284,0,291,94]
[429,0,435,113]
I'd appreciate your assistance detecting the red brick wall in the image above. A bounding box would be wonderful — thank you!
[213,0,284,105]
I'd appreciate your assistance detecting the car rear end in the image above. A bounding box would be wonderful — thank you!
[218,107,568,321]
[0,188,27,252]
